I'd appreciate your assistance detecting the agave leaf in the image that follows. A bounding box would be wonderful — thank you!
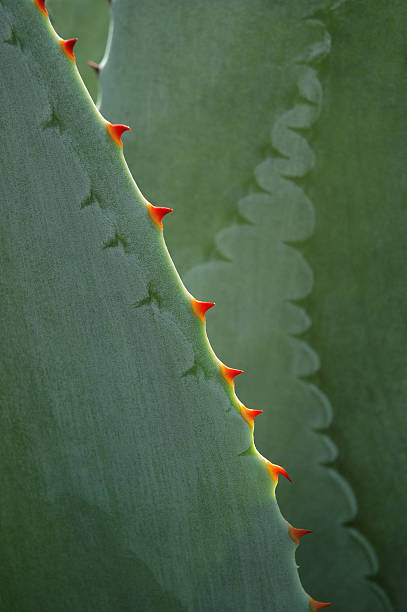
[46,0,109,100]
[301,1,407,609]
[0,1,317,610]
[97,0,396,609]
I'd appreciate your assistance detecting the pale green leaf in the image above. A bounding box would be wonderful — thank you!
[0,1,314,610]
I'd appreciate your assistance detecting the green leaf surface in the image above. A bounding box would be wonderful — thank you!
[46,0,109,100]
[303,1,407,609]
[98,0,396,609]
[0,1,316,610]
[99,0,335,276]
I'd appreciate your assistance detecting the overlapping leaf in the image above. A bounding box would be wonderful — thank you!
[97,0,399,609]
[186,24,392,610]
[302,1,407,608]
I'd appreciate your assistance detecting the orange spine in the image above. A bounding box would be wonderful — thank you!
[265,460,291,483]
[60,38,78,61]
[288,525,312,545]
[34,0,48,16]
[310,599,332,611]
[147,204,173,228]
[106,122,131,147]
[191,298,215,322]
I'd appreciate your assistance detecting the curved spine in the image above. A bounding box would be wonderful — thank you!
[105,121,130,147]
[60,37,78,60]
[147,204,173,228]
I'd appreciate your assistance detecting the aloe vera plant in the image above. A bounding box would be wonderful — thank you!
[93,0,406,609]
[0,1,331,610]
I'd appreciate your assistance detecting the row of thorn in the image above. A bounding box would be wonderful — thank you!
[33,1,331,608]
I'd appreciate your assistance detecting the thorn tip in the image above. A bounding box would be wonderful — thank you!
[34,0,48,16]
[310,599,332,611]
[106,122,131,147]
[240,406,263,427]
[88,60,100,74]
[191,298,215,322]
[288,526,312,545]
[147,204,173,228]
[60,38,78,61]
[266,461,291,484]
[219,364,244,385]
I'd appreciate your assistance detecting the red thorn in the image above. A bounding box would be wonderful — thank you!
[288,525,312,546]
[106,122,131,147]
[266,461,291,484]
[60,38,78,61]
[310,599,332,611]
[88,60,100,74]
[219,364,244,385]
[147,204,173,228]
[191,298,215,322]
[34,0,48,15]
[240,406,263,427]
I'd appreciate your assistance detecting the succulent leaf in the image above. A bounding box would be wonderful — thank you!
[1,1,317,609]
[303,1,407,608]
[97,0,398,609]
